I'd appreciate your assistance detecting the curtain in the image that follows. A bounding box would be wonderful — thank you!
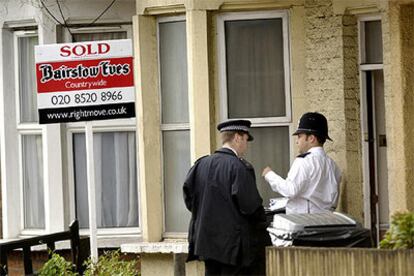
[163,130,191,233]
[73,31,126,42]
[225,18,286,118]
[73,132,138,228]
[159,20,189,124]
[159,20,191,233]
[18,36,38,122]
[22,135,45,228]
[365,21,383,64]
[245,127,290,206]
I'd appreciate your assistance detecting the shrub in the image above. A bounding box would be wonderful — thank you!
[83,250,139,276]
[379,211,414,249]
[38,251,78,276]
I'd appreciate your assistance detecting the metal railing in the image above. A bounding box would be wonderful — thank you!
[0,220,90,275]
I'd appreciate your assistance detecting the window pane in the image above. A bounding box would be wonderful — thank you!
[245,126,290,206]
[159,21,189,124]
[22,135,45,229]
[73,32,126,42]
[365,21,383,64]
[163,130,191,232]
[226,18,285,118]
[73,132,138,228]
[18,36,38,122]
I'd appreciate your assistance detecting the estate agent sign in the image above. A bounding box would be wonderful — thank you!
[35,39,135,124]
[34,39,136,262]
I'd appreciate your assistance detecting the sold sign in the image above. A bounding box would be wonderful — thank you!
[35,39,136,124]
[59,42,110,57]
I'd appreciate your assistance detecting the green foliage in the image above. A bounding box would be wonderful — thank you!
[38,251,78,276]
[83,250,139,276]
[379,211,414,249]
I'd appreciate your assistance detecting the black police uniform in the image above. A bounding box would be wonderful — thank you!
[183,120,270,275]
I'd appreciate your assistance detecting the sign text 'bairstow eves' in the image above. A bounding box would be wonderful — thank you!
[35,39,135,124]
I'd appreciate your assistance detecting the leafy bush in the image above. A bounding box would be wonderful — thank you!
[38,251,78,276]
[84,250,139,276]
[379,211,414,249]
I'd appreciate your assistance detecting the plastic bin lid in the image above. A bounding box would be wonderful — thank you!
[271,212,357,233]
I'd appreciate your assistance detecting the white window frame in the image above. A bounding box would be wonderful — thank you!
[358,15,383,68]
[217,10,292,126]
[64,24,133,42]
[14,30,38,125]
[358,15,384,231]
[217,10,294,167]
[18,130,45,235]
[157,15,190,238]
[14,30,47,235]
[1,21,66,238]
[64,25,141,237]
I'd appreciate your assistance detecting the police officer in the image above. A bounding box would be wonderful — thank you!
[262,112,341,214]
[183,119,270,276]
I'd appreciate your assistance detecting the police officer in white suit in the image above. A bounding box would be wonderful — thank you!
[262,112,341,214]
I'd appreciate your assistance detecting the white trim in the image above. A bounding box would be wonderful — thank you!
[18,133,46,232]
[69,24,132,36]
[18,134,24,232]
[289,124,294,164]
[16,127,43,134]
[14,29,49,234]
[4,19,37,29]
[71,26,125,33]
[67,118,136,130]
[121,241,188,254]
[19,229,48,236]
[160,123,190,131]
[1,235,143,250]
[358,17,383,66]
[217,10,291,123]
[217,14,227,122]
[13,31,38,125]
[157,15,186,24]
[359,72,371,229]
[360,64,383,71]
[162,232,188,239]
[358,14,382,22]
[80,227,141,236]
[216,10,294,165]
[358,14,384,230]
[67,130,76,224]
[358,19,366,67]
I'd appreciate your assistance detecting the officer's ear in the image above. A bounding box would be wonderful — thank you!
[234,132,242,143]
[308,134,318,144]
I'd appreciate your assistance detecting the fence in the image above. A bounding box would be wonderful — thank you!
[0,220,90,275]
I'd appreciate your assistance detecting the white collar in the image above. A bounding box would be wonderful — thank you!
[308,146,325,155]
[223,145,238,157]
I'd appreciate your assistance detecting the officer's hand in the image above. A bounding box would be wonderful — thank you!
[262,166,272,177]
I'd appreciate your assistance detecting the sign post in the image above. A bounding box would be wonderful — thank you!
[35,39,136,262]
[85,121,98,262]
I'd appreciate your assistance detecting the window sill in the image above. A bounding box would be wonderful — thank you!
[121,240,188,254]
[0,235,142,251]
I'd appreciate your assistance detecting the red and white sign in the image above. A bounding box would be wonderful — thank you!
[35,39,135,124]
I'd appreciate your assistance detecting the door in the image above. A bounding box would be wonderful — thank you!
[363,69,389,245]
[359,18,388,245]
